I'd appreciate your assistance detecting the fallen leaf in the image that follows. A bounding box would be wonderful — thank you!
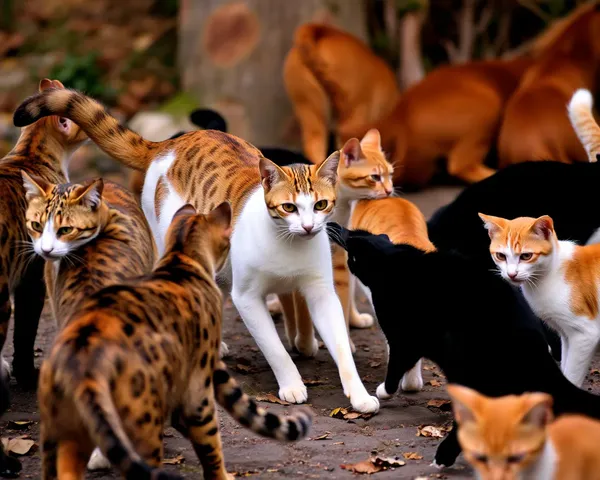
[368,361,382,368]
[311,432,331,441]
[402,452,423,460]
[416,425,445,438]
[427,399,452,411]
[231,469,260,476]
[303,378,327,386]
[340,456,406,474]
[592,369,600,376]
[427,379,442,387]
[7,421,33,430]
[330,407,349,418]
[330,407,374,421]
[333,441,345,445]
[234,363,252,373]
[163,454,185,465]
[1,437,35,455]
[255,393,290,406]
[344,412,362,420]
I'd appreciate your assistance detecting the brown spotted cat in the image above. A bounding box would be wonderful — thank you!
[0,79,86,388]
[38,203,312,480]
[14,87,379,412]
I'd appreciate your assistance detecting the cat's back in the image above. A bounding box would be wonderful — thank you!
[562,243,600,320]
[550,415,600,479]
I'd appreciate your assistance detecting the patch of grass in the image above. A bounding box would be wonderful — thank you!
[157,91,199,117]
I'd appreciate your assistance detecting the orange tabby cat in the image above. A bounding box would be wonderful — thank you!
[448,384,600,480]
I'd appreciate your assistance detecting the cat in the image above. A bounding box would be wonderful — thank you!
[14,87,379,413]
[37,202,312,480]
[22,174,156,471]
[448,384,600,480]
[326,222,600,467]
[480,213,600,387]
[0,78,87,389]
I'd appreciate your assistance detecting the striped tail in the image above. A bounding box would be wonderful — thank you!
[13,88,158,171]
[568,89,600,163]
[213,361,312,442]
[72,379,182,480]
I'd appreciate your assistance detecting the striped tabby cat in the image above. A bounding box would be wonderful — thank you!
[0,79,86,388]
[14,87,379,412]
[38,203,312,480]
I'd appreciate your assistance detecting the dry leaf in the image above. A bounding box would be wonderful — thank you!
[311,432,331,441]
[330,407,374,421]
[333,441,345,445]
[1,437,35,455]
[427,399,452,411]
[416,425,445,438]
[344,412,362,420]
[340,456,406,474]
[163,454,185,465]
[402,452,423,460]
[234,363,252,373]
[7,420,32,430]
[303,378,327,386]
[427,379,442,387]
[255,393,290,406]
[330,407,349,418]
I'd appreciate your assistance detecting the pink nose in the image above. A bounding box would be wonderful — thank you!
[509,272,518,280]
[385,188,392,196]
[303,225,313,233]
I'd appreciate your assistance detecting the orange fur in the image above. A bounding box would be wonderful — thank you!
[498,2,600,166]
[448,385,600,480]
[283,23,399,164]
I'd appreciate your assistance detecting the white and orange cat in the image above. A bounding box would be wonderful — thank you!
[448,384,600,480]
[480,213,600,387]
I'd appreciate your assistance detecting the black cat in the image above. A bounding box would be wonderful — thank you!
[327,222,600,467]
[0,371,21,478]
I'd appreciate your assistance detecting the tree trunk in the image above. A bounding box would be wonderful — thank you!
[398,10,426,89]
[178,0,367,147]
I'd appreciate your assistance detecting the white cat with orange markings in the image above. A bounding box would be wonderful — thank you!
[480,213,600,387]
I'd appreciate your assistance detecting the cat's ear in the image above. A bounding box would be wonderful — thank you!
[173,203,197,219]
[478,213,506,239]
[520,393,553,428]
[531,216,554,240]
[316,151,340,183]
[21,171,51,200]
[341,138,362,167]
[360,129,382,151]
[73,178,104,210]
[207,201,233,238]
[259,157,286,190]
[447,384,482,424]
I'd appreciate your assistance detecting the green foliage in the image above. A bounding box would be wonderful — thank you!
[49,52,116,103]
[157,91,199,117]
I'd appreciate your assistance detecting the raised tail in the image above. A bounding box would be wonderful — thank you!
[13,88,158,171]
[72,379,182,480]
[568,89,600,163]
[213,361,312,441]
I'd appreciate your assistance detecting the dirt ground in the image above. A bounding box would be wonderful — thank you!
[4,184,600,479]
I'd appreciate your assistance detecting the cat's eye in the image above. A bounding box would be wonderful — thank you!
[506,453,525,464]
[314,200,328,211]
[30,221,42,233]
[495,252,506,261]
[281,203,297,213]
[520,253,533,261]
[57,226,74,236]
[473,453,488,463]
[370,174,382,182]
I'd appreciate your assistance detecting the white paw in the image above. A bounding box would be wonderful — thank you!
[430,460,445,469]
[279,383,308,404]
[350,393,380,413]
[219,341,230,358]
[266,295,282,315]
[1,357,11,383]
[350,312,374,329]
[401,372,424,392]
[295,335,319,357]
[376,383,392,400]
[87,448,111,470]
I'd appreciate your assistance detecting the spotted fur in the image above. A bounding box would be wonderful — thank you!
[38,203,312,480]
[0,79,87,389]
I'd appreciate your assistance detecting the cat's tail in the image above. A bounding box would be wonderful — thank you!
[568,89,600,163]
[213,360,313,442]
[71,376,182,480]
[13,88,158,171]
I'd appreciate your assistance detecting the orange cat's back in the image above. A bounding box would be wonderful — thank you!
[550,415,600,479]
[350,197,434,251]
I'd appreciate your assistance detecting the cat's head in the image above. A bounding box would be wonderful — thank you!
[260,152,339,238]
[478,213,557,285]
[448,385,552,480]
[338,129,394,201]
[22,172,106,261]
[166,202,232,273]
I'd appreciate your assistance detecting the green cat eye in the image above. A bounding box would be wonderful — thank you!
[30,221,42,233]
[370,174,382,182]
[57,226,74,236]
[281,203,297,213]
[314,200,328,211]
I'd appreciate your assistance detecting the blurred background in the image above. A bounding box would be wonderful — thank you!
[0,0,586,185]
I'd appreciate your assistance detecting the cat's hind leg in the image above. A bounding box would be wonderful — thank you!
[56,441,89,480]
[562,326,599,387]
[291,291,319,357]
[279,292,298,350]
[401,359,424,392]
[446,130,496,184]
[376,342,421,399]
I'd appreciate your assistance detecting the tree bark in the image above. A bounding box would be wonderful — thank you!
[178,0,368,146]
[398,10,426,89]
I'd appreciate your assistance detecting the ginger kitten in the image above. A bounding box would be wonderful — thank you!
[480,213,600,387]
[38,203,312,480]
[449,384,600,480]
[14,87,379,412]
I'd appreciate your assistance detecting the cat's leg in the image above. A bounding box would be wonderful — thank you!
[331,250,356,352]
[12,258,45,389]
[348,275,374,329]
[56,441,88,480]
[0,441,22,478]
[401,359,424,392]
[279,292,298,350]
[300,281,379,413]
[232,289,307,403]
[433,421,461,467]
[446,134,496,184]
[376,342,421,399]
[0,277,11,386]
[86,448,111,471]
[292,291,319,357]
[266,294,282,315]
[218,283,231,358]
[562,327,599,387]
[40,425,57,480]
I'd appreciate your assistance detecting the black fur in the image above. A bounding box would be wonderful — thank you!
[327,222,600,467]
[0,373,21,478]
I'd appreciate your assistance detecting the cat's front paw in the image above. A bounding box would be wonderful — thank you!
[376,383,393,400]
[350,312,374,329]
[401,371,424,392]
[279,383,308,404]
[295,335,319,357]
[87,448,111,470]
[219,341,230,359]
[266,295,282,316]
[350,393,380,413]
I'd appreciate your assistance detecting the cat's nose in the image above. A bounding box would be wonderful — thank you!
[508,272,518,280]
[303,225,313,233]
[41,247,53,255]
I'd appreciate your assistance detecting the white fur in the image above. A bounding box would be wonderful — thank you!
[1,357,10,383]
[87,448,111,470]
[493,239,600,387]
[568,88,597,163]
[585,227,600,246]
[34,217,68,258]
[521,440,557,479]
